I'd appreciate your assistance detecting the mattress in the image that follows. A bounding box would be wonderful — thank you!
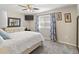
[0,31,44,54]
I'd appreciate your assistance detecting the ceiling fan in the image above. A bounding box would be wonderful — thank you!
[18,4,39,11]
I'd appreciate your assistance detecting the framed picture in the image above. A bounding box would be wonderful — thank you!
[64,13,71,23]
[8,17,21,27]
[55,12,62,21]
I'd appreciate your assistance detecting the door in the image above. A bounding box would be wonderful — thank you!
[77,16,79,51]
[38,15,51,40]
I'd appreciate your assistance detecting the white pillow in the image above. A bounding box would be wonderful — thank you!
[0,29,10,40]
[0,35,4,44]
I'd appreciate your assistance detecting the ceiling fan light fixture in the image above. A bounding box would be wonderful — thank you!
[18,4,39,12]
[27,9,30,12]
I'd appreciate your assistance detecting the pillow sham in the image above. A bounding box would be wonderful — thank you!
[0,35,4,44]
[0,29,10,40]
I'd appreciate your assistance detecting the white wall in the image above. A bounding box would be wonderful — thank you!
[7,11,35,31]
[0,10,7,28]
[55,5,77,46]
[7,11,26,27]
[25,20,35,31]
[36,5,77,46]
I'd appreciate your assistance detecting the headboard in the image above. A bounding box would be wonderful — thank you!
[5,27,25,33]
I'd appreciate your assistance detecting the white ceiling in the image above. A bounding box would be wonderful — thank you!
[0,4,72,15]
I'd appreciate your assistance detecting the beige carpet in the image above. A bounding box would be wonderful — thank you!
[31,40,78,54]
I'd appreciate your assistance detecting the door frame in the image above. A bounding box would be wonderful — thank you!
[77,16,79,52]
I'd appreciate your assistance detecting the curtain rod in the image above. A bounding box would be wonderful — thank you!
[36,13,55,16]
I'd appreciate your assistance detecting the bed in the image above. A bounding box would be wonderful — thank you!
[0,31,44,54]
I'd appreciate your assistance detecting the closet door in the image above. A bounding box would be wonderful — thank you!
[39,15,51,40]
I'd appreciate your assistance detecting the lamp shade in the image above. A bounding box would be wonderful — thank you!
[0,10,7,28]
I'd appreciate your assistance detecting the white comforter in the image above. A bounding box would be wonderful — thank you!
[0,31,44,54]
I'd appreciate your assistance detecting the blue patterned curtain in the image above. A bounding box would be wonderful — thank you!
[35,15,39,32]
[50,13,57,42]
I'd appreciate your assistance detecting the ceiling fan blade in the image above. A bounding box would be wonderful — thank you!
[33,8,39,10]
[18,5,26,8]
[22,9,27,10]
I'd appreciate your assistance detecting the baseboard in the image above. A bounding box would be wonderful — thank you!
[58,40,76,47]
